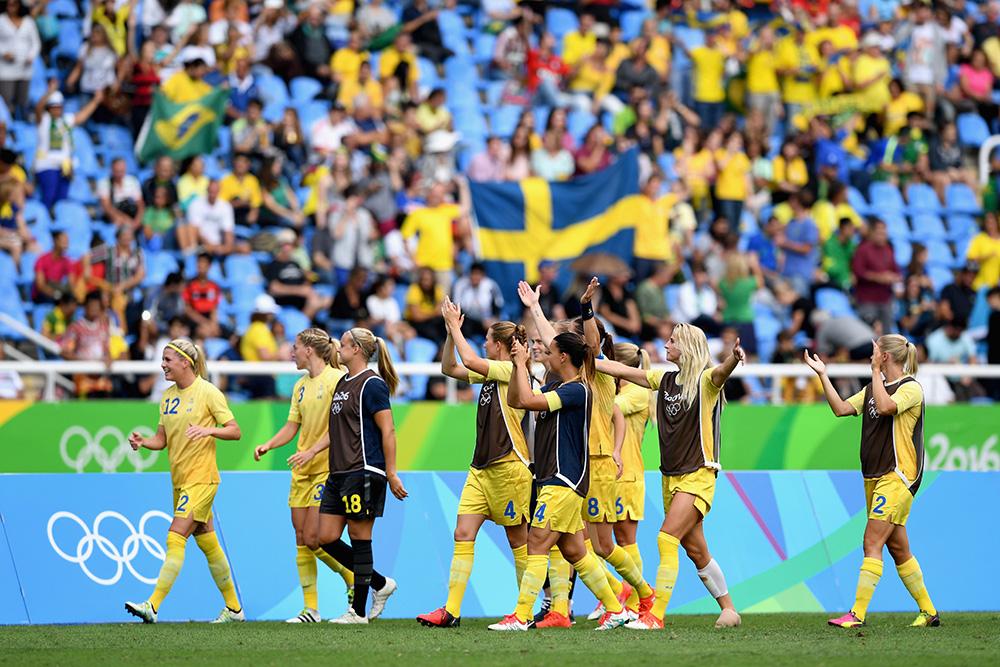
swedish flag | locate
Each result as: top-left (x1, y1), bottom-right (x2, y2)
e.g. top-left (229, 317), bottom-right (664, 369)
top-left (136, 89), bottom-right (229, 164)
top-left (470, 148), bottom-right (643, 303)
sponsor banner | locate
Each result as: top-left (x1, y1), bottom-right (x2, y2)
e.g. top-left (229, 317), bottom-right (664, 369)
top-left (1, 402), bottom-right (999, 473)
top-left (0, 471), bottom-right (997, 623)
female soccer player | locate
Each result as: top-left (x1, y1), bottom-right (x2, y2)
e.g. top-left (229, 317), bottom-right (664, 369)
top-left (125, 338), bottom-right (244, 623)
top-left (805, 335), bottom-right (939, 628)
top-left (289, 327), bottom-right (408, 624)
top-left (416, 299), bottom-right (533, 628)
top-left (253, 328), bottom-right (354, 623)
top-left (488, 332), bottom-right (630, 632)
top-left (593, 322), bottom-right (744, 630)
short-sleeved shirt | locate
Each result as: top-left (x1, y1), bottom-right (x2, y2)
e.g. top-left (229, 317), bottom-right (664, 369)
top-left (845, 376), bottom-right (924, 493)
top-left (646, 367), bottom-right (723, 475)
top-left (466, 360), bottom-right (530, 468)
top-left (633, 193), bottom-right (676, 262)
top-left (714, 151), bottom-right (751, 201)
top-left (240, 320), bottom-right (277, 361)
top-left (718, 276), bottom-right (757, 323)
top-left (182, 278), bottom-right (222, 316)
top-left (328, 368), bottom-right (392, 477)
top-left (158, 377), bottom-right (235, 486)
top-left (34, 252), bottom-right (75, 297)
top-left (966, 232), bottom-right (1000, 290)
top-left (614, 382), bottom-right (650, 482)
top-left (288, 365), bottom-right (345, 477)
top-left (187, 196), bottom-right (235, 245)
top-left (405, 283), bottom-right (444, 320)
top-left (400, 203), bottom-right (460, 271)
top-left (588, 370), bottom-right (617, 457)
top-left (218, 173), bottom-right (262, 208)
top-left (534, 380), bottom-right (592, 497)
top-left (691, 47), bottom-right (725, 103)
top-left (161, 71), bottom-right (212, 103)
top-left (781, 217), bottom-right (820, 283)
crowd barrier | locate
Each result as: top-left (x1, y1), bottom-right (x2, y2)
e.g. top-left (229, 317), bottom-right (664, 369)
top-left (2, 401), bottom-right (1000, 474)
top-left (0, 471), bottom-right (996, 624)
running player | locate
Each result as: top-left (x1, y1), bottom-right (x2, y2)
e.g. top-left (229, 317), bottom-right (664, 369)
top-left (289, 327), bottom-right (408, 624)
top-left (804, 335), bottom-right (939, 628)
top-left (594, 323), bottom-right (744, 630)
top-left (488, 332), bottom-right (630, 632)
top-left (416, 299), bottom-right (533, 628)
top-left (125, 338), bottom-right (244, 623)
top-left (253, 328), bottom-right (354, 623)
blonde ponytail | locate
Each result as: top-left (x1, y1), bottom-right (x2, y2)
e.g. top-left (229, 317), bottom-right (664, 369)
top-left (878, 334), bottom-right (918, 376)
top-left (375, 336), bottom-right (400, 396)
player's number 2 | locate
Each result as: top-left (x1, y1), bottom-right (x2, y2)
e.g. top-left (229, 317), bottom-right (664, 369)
top-left (872, 495), bottom-right (887, 515)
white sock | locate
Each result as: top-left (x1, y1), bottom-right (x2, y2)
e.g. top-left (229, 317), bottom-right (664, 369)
top-left (697, 558), bottom-right (729, 599)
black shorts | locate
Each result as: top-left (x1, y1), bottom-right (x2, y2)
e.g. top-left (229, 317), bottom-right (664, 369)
top-left (319, 472), bottom-right (386, 519)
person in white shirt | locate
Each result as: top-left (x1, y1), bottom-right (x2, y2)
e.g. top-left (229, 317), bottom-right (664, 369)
top-left (310, 103), bottom-right (357, 157)
top-left (450, 262), bottom-right (504, 337)
top-left (98, 157), bottom-right (145, 229)
top-left (356, 0), bottom-right (396, 39)
top-left (674, 262), bottom-right (721, 336)
top-left (187, 179), bottom-right (235, 256)
top-left (366, 274), bottom-right (415, 343)
top-left (0, 0), bottom-right (40, 120)
top-left (253, 0), bottom-right (296, 64)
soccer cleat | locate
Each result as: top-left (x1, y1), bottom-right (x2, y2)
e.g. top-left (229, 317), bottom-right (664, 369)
top-left (211, 607), bottom-right (246, 623)
top-left (286, 608), bottom-right (320, 623)
top-left (625, 611), bottom-right (665, 630)
top-left (125, 600), bottom-right (157, 624)
top-left (715, 608), bottom-right (741, 628)
top-left (416, 607), bottom-right (460, 628)
top-left (369, 577), bottom-right (397, 620)
top-left (488, 613), bottom-right (530, 631)
top-left (638, 592), bottom-right (656, 615)
top-left (910, 611), bottom-right (941, 627)
top-left (828, 611), bottom-right (865, 628)
top-left (329, 608), bottom-right (369, 624)
top-left (595, 608), bottom-right (630, 631)
top-left (587, 601), bottom-right (605, 621)
top-left (533, 611), bottom-right (572, 629)
top-left (533, 597), bottom-right (552, 624)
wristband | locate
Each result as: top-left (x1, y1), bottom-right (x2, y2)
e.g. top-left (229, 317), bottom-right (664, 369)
top-left (581, 302), bottom-right (595, 321)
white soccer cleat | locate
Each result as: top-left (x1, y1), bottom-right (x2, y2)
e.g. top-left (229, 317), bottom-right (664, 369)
top-left (487, 613), bottom-right (529, 631)
top-left (125, 600), bottom-right (157, 624)
top-left (587, 601), bottom-right (605, 620)
top-left (369, 577), bottom-right (397, 619)
top-left (329, 608), bottom-right (369, 624)
top-left (211, 607), bottom-right (246, 623)
top-left (715, 608), bottom-right (742, 628)
top-left (595, 608), bottom-right (630, 631)
top-left (286, 608), bottom-right (321, 623)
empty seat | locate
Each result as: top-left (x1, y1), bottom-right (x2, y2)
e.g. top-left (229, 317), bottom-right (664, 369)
top-left (277, 307), bottom-right (310, 340)
top-left (846, 186), bottom-right (870, 215)
top-left (490, 105), bottom-right (522, 139)
top-left (546, 7), bottom-right (579, 42)
top-left (905, 183), bottom-right (943, 214)
top-left (815, 287), bottom-right (855, 317)
top-left (909, 213), bottom-right (948, 242)
top-left (882, 212), bottom-right (911, 240)
top-left (868, 181), bottom-right (906, 212)
top-left (925, 240), bottom-right (956, 267)
top-left (892, 239), bottom-right (912, 267)
top-left (944, 183), bottom-right (982, 214)
top-left (946, 214), bottom-right (978, 241)
top-left (289, 76), bottom-right (323, 103)
top-left (143, 252), bottom-right (180, 288)
top-left (957, 112), bottom-right (990, 148)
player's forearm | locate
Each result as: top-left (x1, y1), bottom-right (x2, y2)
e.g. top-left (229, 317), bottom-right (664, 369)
top-left (508, 361), bottom-right (528, 408)
top-left (711, 353), bottom-right (740, 387)
top-left (267, 422), bottom-right (300, 450)
top-left (818, 373), bottom-right (853, 417)
top-left (527, 303), bottom-right (555, 346)
top-left (871, 371), bottom-right (896, 415)
top-left (214, 422), bottom-right (242, 441)
top-left (381, 429), bottom-right (398, 476)
top-left (143, 434), bottom-right (167, 450)
top-left (612, 405), bottom-right (625, 454)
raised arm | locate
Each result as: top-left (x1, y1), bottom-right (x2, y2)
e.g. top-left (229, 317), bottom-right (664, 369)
top-left (518, 280), bottom-right (556, 346)
top-left (440, 329), bottom-right (471, 382)
top-left (442, 296), bottom-right (489, 377)
top-left (253, 420), bottom-right (301, 460)
top-left (594, 358), bottom-right (651, 388)
top-left (803, 351), bottom-right (857, 417)
top-left (507, 339), bottom-right (551, 411)
top-left (580, 276), bottom-right (601, 355)
top-left (711, 336), bottom-right (745, 388)
top-left (869, 341), bottom-right (898, 416)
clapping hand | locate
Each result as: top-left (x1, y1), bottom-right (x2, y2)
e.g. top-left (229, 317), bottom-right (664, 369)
top-left (803, 350), bottom-right (826, 375)
top-left (510, 338), bottom-right (530, 366)
top-left (581, 276), bottom-right (600, 303)
top-left (517, 281), bottom-right (540, 308)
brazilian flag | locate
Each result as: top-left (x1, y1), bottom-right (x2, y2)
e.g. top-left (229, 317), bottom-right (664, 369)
top-left (136, 89), bottom-right (229, 164)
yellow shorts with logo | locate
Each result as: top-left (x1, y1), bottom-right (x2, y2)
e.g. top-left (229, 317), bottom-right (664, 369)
top-left (616, 476), bottom-right (645, 521)
top-left (583, 455), bottom-right (618, 523)
top-left (533, 484), bottom-right (585, 534)
top-left (289, 472), bottom-right (328, 508)
top-left (457, 461), bottom-right (533, 526)
top-left (173, 483), bottom-right (217, 523)
top-left (865, 473), bottom-right (914, 526)
top-left (662, 467), bottom-right (717, 518)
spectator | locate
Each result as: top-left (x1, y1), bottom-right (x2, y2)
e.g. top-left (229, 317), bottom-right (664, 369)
top-left (899, 1), bottom-right (947, 116)
top-left (66, 23), bottom-right (118, 105)
top-left (366, 275), bottom-right (415, 343)
top-left (259, 155), bottom-right (304, 229)
top-left (491, 13), bottom-right (530, 82)
top-left (265, 228), bottom-right (329, 320)
top-left (273, 107), bottom-right (307, 170)
top-left (98, 226), bottom-right (146, 331)
top-left (568, 40), bottom-right (624, 117)
top-left (851, 219), bottom-right (901, 334)
top-left (182, 253), bottom-right (223, 338)
top-left (677, 27), bottom-right (727, 129)
top-left (531, 129), bottom-right (574, 182)
top-left (718, 254), bottom-right (763, 355)
top-left (143, 184), bottom-right (195, 253)
top-left (613, 38), bottom-right (659, 101)
top-left (504, 125), bottom-right (533, 181)
top-left (897, 273), bottom-right (937, 343)
top-left (62, 291), bottom-right (113, 398)
top-left (402, 0), bottom-right (452, 65)
top-left (98, 158), bottom-right (144, 230)
top-left (312, 183), bottom-right (376, 286)
top-left (400, 180), bottom-right (470, 290)
top-left (778, 194), bottom-right (820, 296)
top-left (148, 271), bottom-right (186, 330)
top-left (823, 218), bottom-right (858, 291)
top-left (187, 179), bottom-right (235, 256)
top-left (0, 0), bottom-right (40, 121)
top-left (929, 122), bottom-right (976, 201)
top-left (310, 103), bottom-right (356, 157)
top-left (239, 293), bottom-right (279, 398)
top-left (379, 31), bottom-right (419, 100)
top-left (635, 261), bottom-right (676, 343)
top-left (161, 54), bottom-right (211, 103)
top-left (467, 135), bottom-right (507, 182)
top-left (714, 132), bottom-right (751, 227)
top-left (747, 215), bottom-right (782, 282)
top-left (530, 259), bottom-right (566, 322)
top-left (329, 266), bottom-right (372, 330)
top-left (562, 12), bottom-right (597, 67)
top-left (177, 155), bottom-right (209, 211)
top-left (142, 156), bottom-right (179, 208)
top-left (42, 291), bottom-right (78, 344)
top-left (33, 230), bottom-right (75, 304)
top-left (356, 0), bottom-right (396, 40)
top-left (290, 4), bottom-right (332, 81)
top-left (771, 139), bottom-right (809, 204)
top-left (598, 269), bottom-right (642, 341)
top-left (813, 311), bottom-right (876, 361)
top-left (938, 261), bottom-right (977, 324)
top-left (451, 261), bottom-right (504, 337)
top-left (574, 124), bottom-right (612, 177)
top-left (219, 152), bottom-right (261, 226)
top-left (252, 0), bottom-right (294, 65)
top-left (675, 261), bottom-right (720, 336)
top-left (526, 32), bottom-right (570, 108)
top-left (926, 317), bottom-right (986, 401)
top-left (338, 60), bottom-right (383, 114)
top-left (415, 88), bottom-right (453, 134)
top-left (33, 85), bottom-right (103, 211)
top-left (0, 178), bottom-right (31, 265)
top-left (231, 98), bottom-right (271, 156)
top-left (127, 41), bottom-right (161, 138)
top-left (966, 212), bottom-right (1000, 290)
top-left (745, 25), bottom-right (780, 135)
top-left (405, 266), bottom-right (446, 344)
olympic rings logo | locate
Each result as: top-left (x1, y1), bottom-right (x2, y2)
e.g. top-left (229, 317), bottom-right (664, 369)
top-left (47, 510), bottom-right (171, 586)
top-left (59, 425), bottom-right (159, 473)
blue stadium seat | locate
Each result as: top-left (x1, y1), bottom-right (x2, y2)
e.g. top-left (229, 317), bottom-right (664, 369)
top-left (905, 183), bottom-right (942, 215)
top-left (68, 175), bottom-right (96, 205)
top-left (753, 312), bottom-right (782, 365)
top-left (255, 73), bottom-right (289, 109)
top-left (0, 291), bottom-right (28, 340)
top-left (52, 201), bottom-right (92, 257)
top-left (868, 181), bottom-right (905, 212)
top-left (416, 57), bottom-right (440, 88)
top-left (657, 152), bottom-right (678, 181)
top-left (224, 254), bottom-right (264, 284)
top-left (18, 251), bottom-right (37, 287)
top-left (277, 307), bottom-right (310, 340)
top-left (142, 252), bottom-right (179, 288)
top-left (968, 287), bottom-right (991, 333)
top-left (892, 239), bottom-right (912, 267)
top-left (957, 113), bottom-right (990, 148)
top-left (0, 252), bottom-right (17, 289)
top-left (925, 240), bottom-right (956, 268)
top-left (23, 199), bottom-right (51, 230)
top-left (928, 265), bottom-right (953, 292)
top-left (620, 10), bottom-right (650, 42)
top-left (299, 100), bottom-right (331, 135)
top-left (490, 105), bottom-right (522, 138)
top-left (473, 33), bottom-right (497, 66)
top-left (403, 336), bottom-right (439, 401)
top-left (546, 8), bottom-right (579, 42)
top-left (32, 303), bottom-right (53, 334)
top-left (289, 76), bottom-right (323, 103)
top-left (814, 287), bottom-right (855, 317)
top-left (53, 20), bottom-right (83, 61)
top-left (909, 213), bottom-right (947, 242)
top-left (438, 10), bottom-right (470, 54)
top-left (203, 337), bottom-right (230, 360)
top-left (444, 56), bottom-right (478, 86)
top-left (882, 212), bottom-right (911, 241)
top-left (567, 109), bottom-right (596, 144)
top-left (48, 0), bottom-right (79, 17)
top-left (845, 186), bottom-right (870, 216)
top-left (944, 183), bottom-right (982, 214)
top-left (946, 214), bottom-right (978, 242)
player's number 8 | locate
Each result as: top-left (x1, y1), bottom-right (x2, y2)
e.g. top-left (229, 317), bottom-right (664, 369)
top-left (342, 494), bottom-right (362, 514)
top-left (587, 498), bottom-right (599, 517)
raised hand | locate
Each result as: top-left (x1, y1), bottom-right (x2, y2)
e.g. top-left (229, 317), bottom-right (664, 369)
top-left (510, 338), bottom-right (530, 366)
top-left (441, 296), bottom-right (463, 329)
top-left (581, 276), bottom-right (600, 303)
top-left (732, 336), bottom-right (745, 365)
top-left (870, 340), bottom-right (882, 372)
top-left (517, 280), bottom-right (540, 308)
top-left (803, 350), bottom-right (826, 375)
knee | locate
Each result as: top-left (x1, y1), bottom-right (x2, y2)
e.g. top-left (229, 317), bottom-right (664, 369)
top-left (592, 534), bottom-right (614, 558)
top-left (302, 529), bottom-right (319, 551)
top-left (294, 529), bottom-right (306, 546)
top-left (683, 544), bottom-right (707, 567)
top-left (862, 535), bottom-right (885, 558)
top-left (454, 525), bottom-right (477, 543)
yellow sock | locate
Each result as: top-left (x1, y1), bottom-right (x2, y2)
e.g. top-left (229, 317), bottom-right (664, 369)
top-left (606, 545), bottom-right (653, 599)
top-left (149, 531), bottom-right (186, 610)
top-left (573, 552), bottom-right (624, 614)
top-left (896, 557), bottom-right (936, 615)
top-left (195, 532), bottom-right (241, 611)
top-left (514, 554), bottom-right (548, 622)
top-left (313, 547), bottom-right (354, 588)
top-left (444, 541), bottom-right (475, 617)
top-left (512, 544), bottom-right (528, 588)
top-left (586, 538), bottom-right (623, 597)
top-left (852, 557), bottom-right (883, 622)
top-left (652, 532), bottom-right (680, 620)
top-left (548, 546), bottom-right (571, 617)
top-left (623, 543), bottom-right (643, 578)
top-left (296, 546), bottom-right (318, 610)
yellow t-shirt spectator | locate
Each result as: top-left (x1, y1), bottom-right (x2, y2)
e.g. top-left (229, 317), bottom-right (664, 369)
top-left (966, 232), bottom-right (1000, 290)
top-left (562, 30), bottom-right (596, 67)
top-left (772, 155), bottom-right (809, 188)
top-left (330, 47), bottom-right (368, 83)
top-left (219, 173), bottom-right (262, 208)
top-left (380, 46), bottom-right (419, 86)
top-left (405, 283), bottom-right (445, 320)
top-left (607, 42), bottom-right (632, 72)
top-left (646, 35), bottom-right (671, 77)
top-left (240, 320), bottom-right (278, 361)
top-left (776, 36), bottom-right (818, 105)
top-left (812, 201), bottom-right (864, 241)
top-left (714, 150), bottom-right (751, 201)
top-left (677, 148), bottom-right (715, 204)
top-left (338, 78), bottom-right (384, 111)
top-left (400, 204), bottom-right (461, 271)
top-left (633, 193), bottom-right (678, 262)
top-left (884, 90), bottom-right (925, 136)
top-left (161, 71), bottom-right (212, 103)
top-left (807, 26), bottom-right (858, 54)
top-left (818, 55), bottom-right (851, 99)
top-left (747, 47), bottom-right (779, 94)
top-left (853, 53), bottom-right (891, 112)
top-left (691, 46), bottom-right (725, 103)
top-left (569, 61), bottom-right (614, 98)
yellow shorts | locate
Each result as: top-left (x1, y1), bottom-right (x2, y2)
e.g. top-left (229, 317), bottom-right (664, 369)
top-left (289, 472), bottom-right (328, 508)
top-left (583, 455), bottom-right (618, 523)
top-left (532, 484), bottom-right (585, 534)
top-left (457, 461), bottom-right (532, 526)
top-left (616, 476), bottom-right (645, 521)
top-left (173, 483), bottom-right (217, 523)
top-left (865, 473), bottom-right (914, 526)
top-left (662, 467), bottom-right (717, 518)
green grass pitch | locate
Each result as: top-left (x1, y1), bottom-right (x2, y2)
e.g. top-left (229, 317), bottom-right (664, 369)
top-left (1, 614), bottom-right (997, 666)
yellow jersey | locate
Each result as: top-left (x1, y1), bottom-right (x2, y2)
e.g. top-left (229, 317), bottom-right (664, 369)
top-left (967, 232), bottom-right (1000, 290)
top-left (614, 382), bottom-right (650, 482)
top-left (747, 47), bottom-right (780, 94)
top-left (589, 370), bottom-right (617, 457)
top-left (714, 150), bottom-right (751, 201)
top-left (847, 377), bottom-right (924, 490)
top-left (633, 193), bottom-right (678, 262)
top-left (330, 47), bottom-right (368, 83)
top-left (161, 71), bottom-right (212, 104)
top-left (379, 47), bottom-right (419, 86)
top-left (562, 30), bottom-right (597, 67)
top-left (219, 173), bottom-right (262, 208)
top-left (240, 321), bottom-right (277, 362)
top-left (691, 46), bottom-right (726, 103)
top-left (884, 91), bottom-right (925, 137)
top-left (158, 377), bottom-right (236, 486)
top-left (776, 37), bottom-right (818, 104)
top-left (288, 365), bottom-right (345, 477)
top-left (466, 360), bottom-right (531, 467)
top-left (400, 203), bottom-right (460, 271)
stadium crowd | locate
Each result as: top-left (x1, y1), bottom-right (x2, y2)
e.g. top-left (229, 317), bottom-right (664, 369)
top-left (0, 0), bottom-right (999, 403)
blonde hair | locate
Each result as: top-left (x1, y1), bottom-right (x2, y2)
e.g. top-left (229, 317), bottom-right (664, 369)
top-left (878, 334), bottom-right (918, 375)
top-left (489, 321), bottom-right (528, 353)
top-left (348, 327), bottom-right (400, 395)
top-left (298, 327), bottom-right (340, 367)
top-left (672, 323), bottom-right (711, 408)
top-left (615, 342), bottom-right (655, 420)
top-left (167, 338), bottom-right (207, 379)
top-left (724, 254), bottom-right (749, 282)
